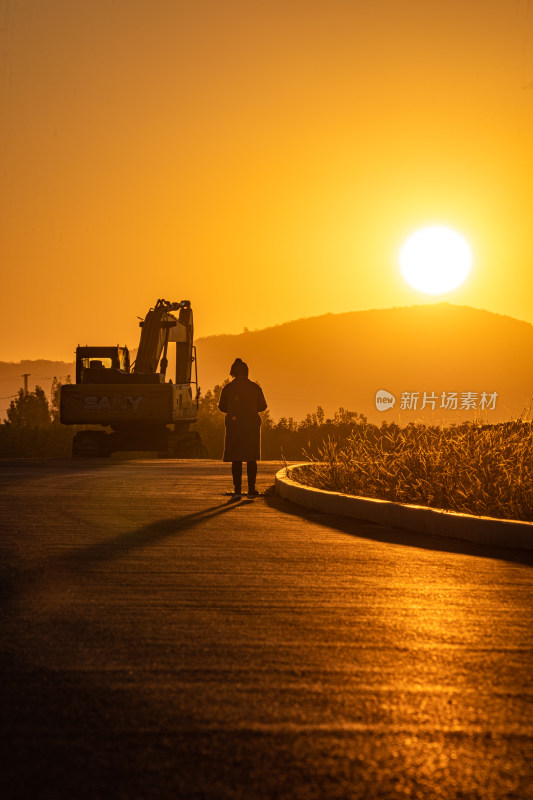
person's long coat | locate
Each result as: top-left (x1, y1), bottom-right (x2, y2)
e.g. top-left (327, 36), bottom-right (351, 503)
top-left (218, 377), bottom-right (267, 461)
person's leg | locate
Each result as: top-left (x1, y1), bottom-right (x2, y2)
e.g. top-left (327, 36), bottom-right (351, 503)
top-left (231, 461), bottom-right (243, 495)
top-left (246, 461), bottom-right (258, 495)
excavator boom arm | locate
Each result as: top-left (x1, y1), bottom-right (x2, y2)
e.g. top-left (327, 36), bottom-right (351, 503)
top-left (133, 298), bottom-right (190, 375)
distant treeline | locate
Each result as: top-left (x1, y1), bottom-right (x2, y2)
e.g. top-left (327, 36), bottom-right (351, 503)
top-left (0, 380), bottom-right (517, 461)
top-left (0, 380), bottom-right (381, 459)
top-left (0, 380), bottom-right (75, 458)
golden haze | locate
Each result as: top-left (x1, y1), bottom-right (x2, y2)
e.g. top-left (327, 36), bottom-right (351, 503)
top-left (1, 0), bottom-right (533, 360)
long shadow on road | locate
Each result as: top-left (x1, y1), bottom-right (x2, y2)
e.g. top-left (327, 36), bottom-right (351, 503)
top-left (60, 499), bottom-right (251, 566)
top-left (265, 491), bottom-right (533, 569)
top-left (1, 498), bottom-right (250, 606)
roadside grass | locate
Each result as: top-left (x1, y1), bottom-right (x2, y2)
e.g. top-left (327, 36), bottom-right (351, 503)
top-left (293, 420), bottom-right (533, 522)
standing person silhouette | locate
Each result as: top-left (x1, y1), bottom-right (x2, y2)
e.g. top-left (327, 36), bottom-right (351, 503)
top-left (218, 358), bottom-right (267, 499)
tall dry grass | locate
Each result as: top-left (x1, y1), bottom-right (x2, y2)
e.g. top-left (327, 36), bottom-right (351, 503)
top-left (294, 420), bottom-right (533, 522)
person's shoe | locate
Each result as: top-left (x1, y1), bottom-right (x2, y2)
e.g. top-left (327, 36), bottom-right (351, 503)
top-left (231, 491), bottom-right (242, 501)
top-left (247, 489), bottom-right (260, 498)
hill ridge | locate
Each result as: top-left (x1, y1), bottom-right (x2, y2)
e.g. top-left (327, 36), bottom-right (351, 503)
top-left (1, 304), bottom-right (531, 424)
top-left (194, 304), bottom-right (533, 423)
top-left (197, 303), bottom-right (533, 343)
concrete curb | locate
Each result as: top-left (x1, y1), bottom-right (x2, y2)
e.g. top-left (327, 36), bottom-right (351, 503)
top-left (275, 464), bottom-right (533, 550)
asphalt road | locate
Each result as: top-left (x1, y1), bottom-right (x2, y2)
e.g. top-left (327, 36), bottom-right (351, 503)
top-left (1, 459), bottom-right (532, 800)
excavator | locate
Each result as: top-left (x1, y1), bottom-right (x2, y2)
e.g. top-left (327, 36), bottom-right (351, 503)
top-left (60, 299), bottom-right (207, 458)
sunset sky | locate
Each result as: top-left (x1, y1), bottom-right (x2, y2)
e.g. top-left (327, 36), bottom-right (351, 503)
top-left (1, 0), bottom-right (533, 361)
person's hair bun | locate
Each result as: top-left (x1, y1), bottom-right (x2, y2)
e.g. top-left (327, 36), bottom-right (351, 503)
top-left (230, 358), bottom-right (248, 377)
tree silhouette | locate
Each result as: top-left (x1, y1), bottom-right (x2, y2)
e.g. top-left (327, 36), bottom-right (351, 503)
top-left (6, 386), bottom-right (51, 428)
top-left (50, 375), bottom-right (71, 423)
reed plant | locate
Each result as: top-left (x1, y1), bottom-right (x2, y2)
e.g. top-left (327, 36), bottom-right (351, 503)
top-left (294, 420), bottom-right (533, 522)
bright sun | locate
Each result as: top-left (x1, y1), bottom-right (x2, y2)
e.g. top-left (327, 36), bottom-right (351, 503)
top-left (399, 225), bottom-right (472, 295)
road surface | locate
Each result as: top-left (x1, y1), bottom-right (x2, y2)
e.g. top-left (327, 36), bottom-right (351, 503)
top-left (1, 459), bottom-right (532, 799)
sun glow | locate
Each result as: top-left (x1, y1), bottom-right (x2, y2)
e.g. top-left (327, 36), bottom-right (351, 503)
top-left (399, 226), bottom-right (473, 295)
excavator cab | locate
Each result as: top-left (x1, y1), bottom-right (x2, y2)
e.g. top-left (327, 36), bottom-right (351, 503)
top-left (76, 346), bottom-right (131, 384)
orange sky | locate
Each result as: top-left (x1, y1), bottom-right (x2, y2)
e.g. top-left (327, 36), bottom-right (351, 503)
top-left (1, 0), bottom-right (533, 361)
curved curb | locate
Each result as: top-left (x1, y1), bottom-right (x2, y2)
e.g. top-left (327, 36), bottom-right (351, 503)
top-left (275, 465), bottom-right (533, 550)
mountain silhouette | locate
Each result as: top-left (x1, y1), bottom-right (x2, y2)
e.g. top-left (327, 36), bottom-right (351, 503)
top-left (195, 304), bottom-right (533, 424)
top-left (1, 304), bottom-right (531, 425)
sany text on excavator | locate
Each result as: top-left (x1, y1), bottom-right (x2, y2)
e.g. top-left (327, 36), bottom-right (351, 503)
top-left (60, 299), bottom-right (207, 458)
